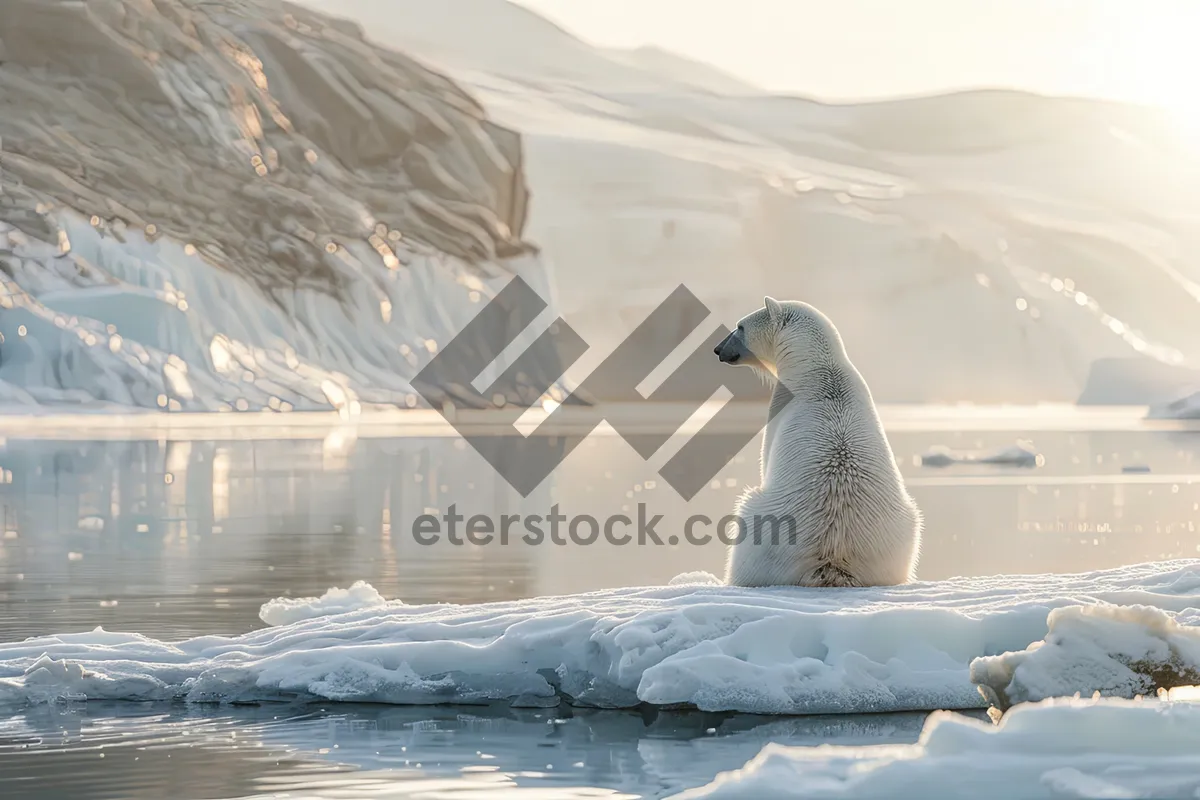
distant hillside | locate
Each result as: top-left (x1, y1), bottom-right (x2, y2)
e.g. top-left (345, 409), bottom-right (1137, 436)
top-left (301, 0), bottom-right (762, 93)
top-left (305, 0), bottom-right (1200, 405)
top-left (602, 45), bottom-right (761, 95)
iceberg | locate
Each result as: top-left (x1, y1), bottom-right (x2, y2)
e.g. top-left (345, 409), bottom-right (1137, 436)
top-left (671, 694), bottom-right (1200, 799)
top-left (0, 560), bottom-right (1197, 713)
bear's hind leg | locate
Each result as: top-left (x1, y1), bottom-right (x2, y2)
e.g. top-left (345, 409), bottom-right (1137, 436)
top-left (802, 563), bottom-right (864, 588)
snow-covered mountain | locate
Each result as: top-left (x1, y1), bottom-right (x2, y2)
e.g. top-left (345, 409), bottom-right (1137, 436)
top-left (4, 0), bottom-right (1199, 410)
top-left (0, 0), bottom-right (565, 413)
top-left (308, 0), bottom-right (1200, 405)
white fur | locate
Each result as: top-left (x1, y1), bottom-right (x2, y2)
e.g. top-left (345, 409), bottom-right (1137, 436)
top-left (719, 297), bottom-right (922, 588)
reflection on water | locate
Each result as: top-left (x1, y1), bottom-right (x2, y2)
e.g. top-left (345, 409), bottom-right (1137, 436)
top-left (2, 416), bottom-right (1200, 640)
top-left (0, 699), bottom-right (951, 800)
top-left (0, 433), bottom-right (546, 640)
top-left (1, 410), bottom-right (1198, 798)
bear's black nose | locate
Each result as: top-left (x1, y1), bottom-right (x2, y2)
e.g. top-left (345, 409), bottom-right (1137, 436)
top-left (713, 344), bottom-right (721, 355)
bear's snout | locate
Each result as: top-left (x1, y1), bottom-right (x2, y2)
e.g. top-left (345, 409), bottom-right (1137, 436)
top-left (714, 331), bottom-right (740, 364)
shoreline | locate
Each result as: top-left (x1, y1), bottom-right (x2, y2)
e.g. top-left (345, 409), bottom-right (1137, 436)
top-left (0, 402), bottom-right (1189, 441)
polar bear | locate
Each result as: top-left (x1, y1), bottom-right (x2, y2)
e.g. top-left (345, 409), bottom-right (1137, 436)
top-left (712, 297), bottom-right (921, 588)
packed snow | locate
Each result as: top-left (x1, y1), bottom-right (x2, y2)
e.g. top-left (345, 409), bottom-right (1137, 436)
top-left (670, 693), bottom-right (1200, 799)
top-left (0, 561), bottom-right (1197, 713)
top-left (972, 603), bottom-right (1200, 710)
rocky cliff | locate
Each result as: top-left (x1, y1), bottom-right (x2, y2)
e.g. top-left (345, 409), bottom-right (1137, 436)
top-left (0, 0), bottom-right (563, 412)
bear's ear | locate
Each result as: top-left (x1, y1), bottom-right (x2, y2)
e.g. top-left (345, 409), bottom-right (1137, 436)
top-left (764, 296), bottom-right (783, 321)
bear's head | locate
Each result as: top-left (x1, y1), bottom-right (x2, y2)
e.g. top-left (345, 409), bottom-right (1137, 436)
top-left (713, 297), bottom-right (843, 378)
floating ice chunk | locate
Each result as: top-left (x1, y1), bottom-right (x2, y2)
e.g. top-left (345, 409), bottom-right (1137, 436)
top-left (670, 696), bottom-right (1200, 799)
top-left (0, 562), bottom-right (1197, 712)
top-left (919, 441), bottom-right (1039, 468)
top-left (258, 580), bottom-right (390, 626)
top-left (970, 603), bottom-right (1200, 710)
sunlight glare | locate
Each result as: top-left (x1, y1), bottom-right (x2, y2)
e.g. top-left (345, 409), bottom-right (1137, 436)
top-left (1124, 9), bottom-right (1200, 139)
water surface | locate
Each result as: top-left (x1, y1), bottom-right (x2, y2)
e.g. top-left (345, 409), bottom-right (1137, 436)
top-left (1, 407), bottom-right (1198, 797)
top-left (0, 700), bottom-right (953, 799)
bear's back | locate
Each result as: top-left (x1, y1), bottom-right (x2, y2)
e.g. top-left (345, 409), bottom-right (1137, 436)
top-left (764, 361), bottom-right (909, 520)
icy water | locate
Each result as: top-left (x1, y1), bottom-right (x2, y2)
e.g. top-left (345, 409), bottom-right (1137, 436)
top-left (0, 701), bottom-right (943, 799)
top-left (1, 405), bottom-right (1199, 798)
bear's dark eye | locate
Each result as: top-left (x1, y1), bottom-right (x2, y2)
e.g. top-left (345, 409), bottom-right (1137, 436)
top-left (737, 324), bottom-right (744, 332)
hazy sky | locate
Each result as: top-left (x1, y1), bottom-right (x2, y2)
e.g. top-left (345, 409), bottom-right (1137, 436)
top-left (514, 0), bottom-right (1200, 119)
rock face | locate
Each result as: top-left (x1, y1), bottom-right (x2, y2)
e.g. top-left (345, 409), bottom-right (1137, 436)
top-left (0, 0), bottom-right (563, 412)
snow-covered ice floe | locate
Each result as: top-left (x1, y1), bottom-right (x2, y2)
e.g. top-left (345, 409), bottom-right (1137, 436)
top-left (1, 561), bottom-right (1199, 713)
top-left (670, 692), bottom-right (1200, 799)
